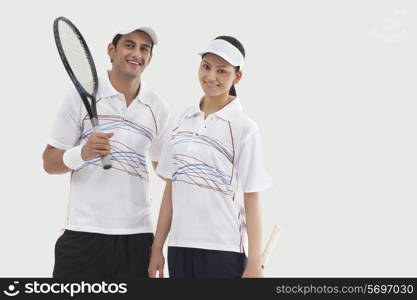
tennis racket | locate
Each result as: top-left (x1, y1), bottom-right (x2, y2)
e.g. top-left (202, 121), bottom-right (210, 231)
top-left (53, 16), bottom-right (112, 169)
top-left (261, 225), bottom-right (281, 269)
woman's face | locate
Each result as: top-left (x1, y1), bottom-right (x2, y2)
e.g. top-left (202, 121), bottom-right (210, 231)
top-left (198, 53), bottom-right (242, 98)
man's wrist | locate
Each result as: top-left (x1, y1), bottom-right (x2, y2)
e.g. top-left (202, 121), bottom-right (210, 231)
top-left (63, 145), bottom-right (86, 170)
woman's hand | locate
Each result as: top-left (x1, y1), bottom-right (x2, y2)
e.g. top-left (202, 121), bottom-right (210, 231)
top-left (242, 261), bottom-right (264, 278)
top-left (148, 248), bottom-right (165, 278)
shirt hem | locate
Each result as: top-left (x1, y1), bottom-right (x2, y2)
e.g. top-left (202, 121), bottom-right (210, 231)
top-left (155, 168), bottom-right (172, 180)
top-left (242, 182), bottom-right (274, 193)
top-left (168, 239), bottom-right (242, 253)
top-left (65, 224), bottom-right (154, 235)
top-left (47, 138), bottom-right (73, 151)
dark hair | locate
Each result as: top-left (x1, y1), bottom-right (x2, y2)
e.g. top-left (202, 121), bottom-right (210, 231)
top-left (111, 34), bottom-right (123, 48)
top-left (110, 31), bottom-right (154, 63)
top-left (214, 36), bottom-right (245, 96)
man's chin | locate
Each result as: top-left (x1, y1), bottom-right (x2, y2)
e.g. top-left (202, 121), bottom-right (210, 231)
top-left (123, 70), bottom-right (143, 80)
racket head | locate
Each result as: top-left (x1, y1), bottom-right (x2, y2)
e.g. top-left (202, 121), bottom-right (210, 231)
top-left (53, 16), bottom-right (99, 117)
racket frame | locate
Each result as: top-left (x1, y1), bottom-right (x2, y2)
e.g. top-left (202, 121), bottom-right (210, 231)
top-left (53, 16), bottom-right (111, 169)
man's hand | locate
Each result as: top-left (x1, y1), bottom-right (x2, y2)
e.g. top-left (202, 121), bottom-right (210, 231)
top-left (81, 132), bottom-right (114, 161)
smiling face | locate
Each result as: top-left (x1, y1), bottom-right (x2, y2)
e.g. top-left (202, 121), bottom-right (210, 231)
top-left (198, 53), bottom-right (242, 98)
top-left (108, 30), bottom-right (153, 79)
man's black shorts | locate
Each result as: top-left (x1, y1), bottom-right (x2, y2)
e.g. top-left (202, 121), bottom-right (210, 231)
top-left (53, 230), bottom-right (154, 278)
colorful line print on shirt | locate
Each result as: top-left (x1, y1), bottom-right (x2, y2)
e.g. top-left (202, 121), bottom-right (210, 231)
top-left (81, 115), bottom-right (155, 142)
top-left (170, 128), bottom-right (235, 196)
top-left (76, 115), bottom-right (155, 181)
top-left (171, 131), bottom-right (234, 163)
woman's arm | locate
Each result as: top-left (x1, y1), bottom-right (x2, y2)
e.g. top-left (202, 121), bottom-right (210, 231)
top-left (242, 192), bottom-right (264, 278)
top-left (148, 180), bottom-right (173, 278)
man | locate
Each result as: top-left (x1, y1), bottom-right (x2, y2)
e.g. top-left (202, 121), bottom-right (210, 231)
top-left (43, 23), bottom-right (169, 278)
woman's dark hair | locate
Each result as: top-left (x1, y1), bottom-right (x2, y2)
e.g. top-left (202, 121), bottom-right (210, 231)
top-left (214, 36), bottom-right (245, 96)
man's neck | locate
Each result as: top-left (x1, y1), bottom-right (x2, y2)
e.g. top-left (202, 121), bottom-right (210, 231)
top-left (108, 70), bottom-right (141, 106)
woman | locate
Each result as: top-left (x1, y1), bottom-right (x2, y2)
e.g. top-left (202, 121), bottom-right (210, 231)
top-left (149, 36), bottom-right (272, 278)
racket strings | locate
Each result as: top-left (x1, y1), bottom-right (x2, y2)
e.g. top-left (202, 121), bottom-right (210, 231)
top-left (57, 21), bottom-right (97, 99)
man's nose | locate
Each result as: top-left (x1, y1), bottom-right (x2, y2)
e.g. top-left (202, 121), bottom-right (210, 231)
top-left (131, 46), bottom-right (142, 59)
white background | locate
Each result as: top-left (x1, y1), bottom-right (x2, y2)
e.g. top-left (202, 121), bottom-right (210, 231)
top-left (0, 0), bottom-right (416, 277)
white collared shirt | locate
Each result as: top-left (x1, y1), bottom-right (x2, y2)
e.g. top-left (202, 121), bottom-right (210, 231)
top-left (48, 72), bottom-right (169, 234)
top-left (157, 98), bottom-right (272, 253)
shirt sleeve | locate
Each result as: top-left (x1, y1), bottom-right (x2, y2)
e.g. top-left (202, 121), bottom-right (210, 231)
top-left (148, 101), bottom-right (170, 162)
top-left (46, 90), bottom-right (83, 150)
top-left (235, 128), bottom-right (273, 193)
top-left (155, 135), bottom-right (174, 180)
top-left (154, 109), bottom-right (187, 179)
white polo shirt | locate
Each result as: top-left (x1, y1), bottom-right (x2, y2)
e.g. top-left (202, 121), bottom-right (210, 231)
top-left (48, 71), bottom-right (169, 234)
top-left (156, 98), bottom-right (272, 253)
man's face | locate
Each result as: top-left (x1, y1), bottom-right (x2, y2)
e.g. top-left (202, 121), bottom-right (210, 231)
top-left (108, 30), bottom-right (153, 79)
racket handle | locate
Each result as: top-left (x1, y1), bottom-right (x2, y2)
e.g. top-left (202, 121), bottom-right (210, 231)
top-left (261, 225), bottom-right (281, 269)
top-left (100, 153), bottom-right (112, 170)
top-left (92, 120), bottom-right (112, 170)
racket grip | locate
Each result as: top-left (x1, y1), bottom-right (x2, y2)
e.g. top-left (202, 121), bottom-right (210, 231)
top-left (261, 225), bottom-right (281, 269)
top-left (100, 154), bottom-right (112, 170)
top-left (92, 121), bottom-right (112, 170)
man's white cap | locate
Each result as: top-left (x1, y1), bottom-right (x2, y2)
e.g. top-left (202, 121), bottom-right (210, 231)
top-left (112, 23), bottom-right (158, 45)
top-left (198, 39), bottom-right (244, 70)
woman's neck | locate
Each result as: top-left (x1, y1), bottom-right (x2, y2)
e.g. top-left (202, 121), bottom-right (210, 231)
top-left (201, 94), bottom-right (233, 118)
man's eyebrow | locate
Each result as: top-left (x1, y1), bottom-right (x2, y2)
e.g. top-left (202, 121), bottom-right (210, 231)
top-left (122, 40), bottom-right (151, 48)
top-left (122, 39), bottom-right (136, 45)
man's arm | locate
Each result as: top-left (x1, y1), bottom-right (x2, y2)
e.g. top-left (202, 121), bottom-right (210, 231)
top-left (42, 145), bottom-right (71, 174)
top-left (43, 132), bottom-right (113, 174)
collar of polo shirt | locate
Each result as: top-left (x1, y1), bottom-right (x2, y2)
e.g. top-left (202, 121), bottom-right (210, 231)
top-left (186, 97), bottom-right (243, 121)
top-left (97, 71), bottom-right (152, 105)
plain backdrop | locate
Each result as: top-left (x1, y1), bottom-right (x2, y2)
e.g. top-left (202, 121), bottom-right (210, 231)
top-left (0, 0), bottom-right (416, 277)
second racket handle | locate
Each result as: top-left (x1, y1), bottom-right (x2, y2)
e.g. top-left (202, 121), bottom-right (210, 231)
top-left (91, 120), bottom-right (112, 170)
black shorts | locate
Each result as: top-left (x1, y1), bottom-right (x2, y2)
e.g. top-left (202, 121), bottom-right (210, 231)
top-left (53, 230), bottom-right (154, 278)
top-left (168, 246), bottom-right (247, 278)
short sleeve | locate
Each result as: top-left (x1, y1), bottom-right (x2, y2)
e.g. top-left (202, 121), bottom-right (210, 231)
top-left (236, 129), bottom-right (273, 193)
top-left (46, 91), bottom-right (83, 150)
top-left (155, 135), bottom-right (174, 180)
top-left (148, 101), bottom-right (170, 161)
top-left (154, 108), bottom-right (188, 179)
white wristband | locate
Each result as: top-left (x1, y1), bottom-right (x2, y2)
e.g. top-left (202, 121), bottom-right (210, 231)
top-left (63, 145), bottom-right (86, 170)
